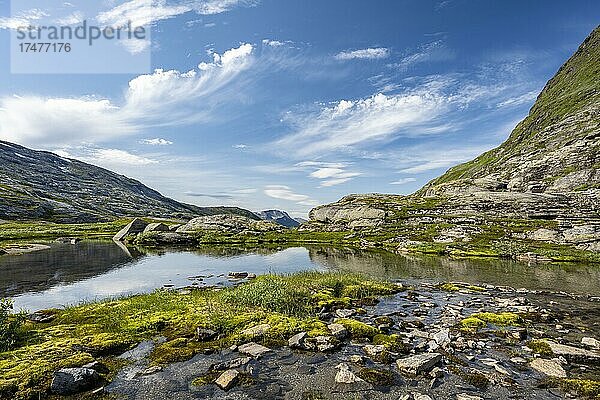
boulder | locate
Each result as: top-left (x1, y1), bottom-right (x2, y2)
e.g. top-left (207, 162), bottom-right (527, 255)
top-left (288, 332), bottom-right (307, 349)
top-left (176, 214), bottom-right (281, 234)
top-left (211, 357), bottom-right (251, 372)
top-left (196, 328), bottom-right (217, 341)
top-left (113, 218), bottom-right (148, 241)
top-left (314, 336), bottom-right (337, 352)
top-left (328, 323), bottom-right (348, 340)
top-left (240, 324), bottom-right (270, 338)
top-left (229, 271), bottom-right (249, 279)
top-left (335, 309), bottom-right (356, 318)
top-left (238, 342), bottom-right (271, 358)
top-left (544, 340), bottom-right (600, 364)
top-left (143, 222), bottom-right (170, 233)
top-left (457, 394), bottom-right (483, 400)
top-left (215, 369), bottom-right (239, 391)
top-left (50, 368), bottom-right (100, 395)
top-left (530, 358), bottom-right (567, 378)
top-left (335, 363), bottom-right (363, 384)
top-left (396, 353), bottom-right (443, 375)
top-left (582, 337), bottom-right (600, 349)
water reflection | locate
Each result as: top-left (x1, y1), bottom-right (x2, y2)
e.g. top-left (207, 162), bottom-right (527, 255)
top-left (1, 240), bottom-right (598, 312)
top-left (308, 246), bottom-right (600, 294)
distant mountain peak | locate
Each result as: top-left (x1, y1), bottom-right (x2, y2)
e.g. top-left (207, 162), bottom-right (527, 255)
top-left (255, 209), bottom-right (302, 228)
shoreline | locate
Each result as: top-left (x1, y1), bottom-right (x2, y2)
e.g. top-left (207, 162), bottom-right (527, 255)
top-left (1, 271), bottom-right (599, 399)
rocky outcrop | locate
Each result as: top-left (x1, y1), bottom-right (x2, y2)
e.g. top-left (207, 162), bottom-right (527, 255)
top-left (177, 214), bottom-right (282, 235)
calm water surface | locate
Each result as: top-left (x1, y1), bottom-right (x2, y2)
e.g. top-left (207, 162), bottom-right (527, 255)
top-left (1, 240), bottom-right (598, 311)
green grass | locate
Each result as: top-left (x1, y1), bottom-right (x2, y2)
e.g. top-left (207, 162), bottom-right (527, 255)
top-left (0, 220), bottom-right (130, 241)
top-left (0, 272), bottom-right (398, 399)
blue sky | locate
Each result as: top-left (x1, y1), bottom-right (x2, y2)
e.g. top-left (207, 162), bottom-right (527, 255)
top-left (0, 0), bottom-right (598, 217)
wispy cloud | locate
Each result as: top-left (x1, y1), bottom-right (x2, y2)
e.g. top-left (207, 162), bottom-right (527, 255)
top-left (55, 147), bottom-right (158, 167)
top-left (390, 40), bottom-right (454, 70)
top-left (0, 9), bottom-right (48, 30)
top-left (0, 43), bottom-right (254, 146)
top-left (97, 0), bottom-right (258, 27)
top-left (185, 191), bottom-right (234, 199)
top-left (335, 48), bottom-right (389, 61)
top-left (54, 11), bottom-right (84, 25)
top-left (276, 90), bottom-right (448, 157)
top-left (264, 185), bottom-right (319, 206)
top-left (140, 138), bottom-right (173, 145)
top-left (390, 177), bottom-right (416, 185)
top-left (296, 161), bottom-right (361, 187)
top-left (496, 90), bottom-right (538, 108)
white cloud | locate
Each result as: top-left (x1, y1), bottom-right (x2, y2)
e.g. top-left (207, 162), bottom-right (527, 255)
top-left (0, 43), bottom-right (254, 147)
top-left (55, 147), bottom-right (158, 167)
top-left (54, 11), bottom-right (84, 25)
top-left (264, 185), bottom-right (319, 206)
top-left (140, 138), bottom-right (173, 145)
top-left (277, 91), bottom-right (448, 157)
top-left (0, 9), bottom-right (49, 30)
top-left (391, 40), bottom-right (453, 70)
top-left (496, 90), bottom-right (538, 108)
top-left (335, 48), bottom-right (389, 61)
top-left (262, 39), bottom-right (288, 47)
top-left (97, 0), bottom-right (257, 27)
top-left (390, 177), bottom-right (416, 185)
top-left (97, 0), bottom-right (188, 27)
top-left (293, 161), bottom-right (360, 187)
top-left (233, 144), bottom-right (248, 149)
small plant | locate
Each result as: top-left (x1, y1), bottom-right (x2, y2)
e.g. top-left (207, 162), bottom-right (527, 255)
top-left (0, 298), bottom-right (25, 352)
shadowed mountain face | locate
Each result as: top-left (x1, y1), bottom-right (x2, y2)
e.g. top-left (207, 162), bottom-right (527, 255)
top-left (304, 26), bottom-right (600, 256)
top-left (0, 141), bottom-right (257, 223)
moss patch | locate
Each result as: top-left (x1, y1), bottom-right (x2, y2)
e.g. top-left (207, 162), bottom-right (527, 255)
top-left (560, 379), bottom-right (600, 399)
top-left (527, 340), bottom-right (554, 356)
top-left (335, 319), bottom-right (380, 339)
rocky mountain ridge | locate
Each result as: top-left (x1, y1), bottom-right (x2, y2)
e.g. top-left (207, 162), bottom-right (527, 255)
top-left (0, 141), bottom-right (257, 223)
top-left (303, 26), bottom-right (600, 259)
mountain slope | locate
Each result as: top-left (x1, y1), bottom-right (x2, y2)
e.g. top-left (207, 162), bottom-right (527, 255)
top-left (303, 26), bottom-right (600, 260)
top-left (0, 141), bottom-right (257, 223)
top-left (424, 25), bottom-right (600, 194)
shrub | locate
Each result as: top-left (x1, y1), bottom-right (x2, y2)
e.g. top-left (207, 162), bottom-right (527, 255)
top-left (0, 298), bottom-right (25, 352)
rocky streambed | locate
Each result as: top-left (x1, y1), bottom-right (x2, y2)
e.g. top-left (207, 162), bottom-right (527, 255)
top-left (65, 280), bottom-right (600, 400)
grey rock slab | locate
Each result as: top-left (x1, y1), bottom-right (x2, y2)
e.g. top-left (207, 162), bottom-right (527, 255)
top-left (215, 369), bottom-right (239, 391)
top-left (544, 340), bottom-right (600, 364)
top-left (328, 323), bottom-right (348, 340)
top-left (334, 363), bottom-right (363, 384)
top-left (288, 332), bottom-right (307, 349)
top-left (238, 342), bottom-right (271, 358)
top-left (396, 353), bottom-right (443, 375)
top-left (529, 358), bottom-right (567, 378)
top-left (143, 222), bottom-right (170, 233)
top-left (240, 323), bottom-right (270, 337)
top-left (50, 368), bottom-right (100, 395)
top-left (113, 218), bottom-right (148, 241)
top-left (196, 328), bottom-right (217, 341)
